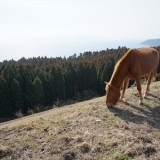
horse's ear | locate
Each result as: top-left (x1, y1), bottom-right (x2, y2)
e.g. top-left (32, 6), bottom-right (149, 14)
top-left (104, 81), bottom-right (108, 85)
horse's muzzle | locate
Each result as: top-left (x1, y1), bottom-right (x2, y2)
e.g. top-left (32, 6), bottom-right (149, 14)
top-left (106, 103), bottom-right (114, 108)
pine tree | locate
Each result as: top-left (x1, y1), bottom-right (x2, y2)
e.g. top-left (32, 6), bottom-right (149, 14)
top-left (55, 67), bottom-right (65, 100)
top-left (11, 64), bottom-right (17, 76)
top-left (76, 62), bottom-right (85, 93)
top-left (39, 71), bottom-right (51, 106)
top-left (18, 65), bottom-right (28, 93)
top-left (64, 62), bottom-right (76, 99)
top-left (24, 79), bottom-right (34, 110)
top-left (88, 63), bottom-right (98, 92)
top-left (101, 59), bottom-right (114, 83)
top-left (49, 66), bottom-right (57, 102)
top-left (0, 75), bottom-right (13, 117)
top-left (33, 76), bottom-right (45, 106)
top-left (3, 65), bottom-right (14, 87)
top-left (100, 59), bottom-right (114, 94)
top-left (11, 78), bottom-right (24, 112)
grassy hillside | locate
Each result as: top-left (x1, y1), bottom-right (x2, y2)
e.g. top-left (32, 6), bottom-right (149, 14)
top-left (0, 81), bottom-right (160, 160)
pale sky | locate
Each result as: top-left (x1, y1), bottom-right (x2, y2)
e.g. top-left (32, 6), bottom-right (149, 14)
top-left (0, 0), bottom-right (160, 61)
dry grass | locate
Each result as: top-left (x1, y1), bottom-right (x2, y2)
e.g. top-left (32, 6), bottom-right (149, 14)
top-left (0, 81), bottom-right (160, 160)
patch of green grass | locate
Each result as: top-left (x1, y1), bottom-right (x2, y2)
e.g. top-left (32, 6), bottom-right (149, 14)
top-left (117, 155), bottom-right (132, 160)
top-left (107, 115), bottom-right (117, 127)
top-left (30, 141), bottom-right (38, 149)
top-left (57, 119), bottom-right (69, 126)
top-left (98, 153), bottom-right (106, 160)
top-left (107, 147), bottom-right (131, 160)
top-left (18, 134), bottom-right (38, 149)
top-left (108, 147), bottom-right (119, 159)
top-left (19, 135), bottom-right (29, 147)
top-left (37, 117), bottom-right (45, 124)
top-left (49, 118), bottom-right (55, 124)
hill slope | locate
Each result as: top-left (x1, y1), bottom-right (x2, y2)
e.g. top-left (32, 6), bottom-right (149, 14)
top-left (140, 38), bottom-right (160, 46)
top-left (0, 81), bottom-right (160, 160)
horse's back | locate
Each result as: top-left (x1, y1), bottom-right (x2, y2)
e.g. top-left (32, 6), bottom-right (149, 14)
top-left (129, 47), bottom-right (159, 59)
top-left (126, 48), bottom-right (159, 78)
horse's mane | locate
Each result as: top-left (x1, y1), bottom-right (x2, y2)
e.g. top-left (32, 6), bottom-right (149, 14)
top-left (117, 49), bottom-right (132, 64)
top-left (109, 49), bottom-right (132, 84)
top-left (114, 49), bottom-right (132, 72)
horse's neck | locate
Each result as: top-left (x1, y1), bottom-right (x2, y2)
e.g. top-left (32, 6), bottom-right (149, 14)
top-left (109, 62), bottom-right (128, 88)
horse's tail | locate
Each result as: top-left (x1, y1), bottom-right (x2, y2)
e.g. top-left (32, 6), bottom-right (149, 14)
top-left (151, 66), bottom-right (158, 81)
top-left (154, 49), bottom-right (160, 80)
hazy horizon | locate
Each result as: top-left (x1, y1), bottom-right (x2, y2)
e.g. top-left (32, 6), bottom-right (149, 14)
top-left (0, 39), bottom-right (148, 62)
top-left (0, 0), bottom-right (159, 62)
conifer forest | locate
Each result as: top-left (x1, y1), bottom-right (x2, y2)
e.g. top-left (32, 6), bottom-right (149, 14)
top-left (0, 46), bottom-right (160, 120)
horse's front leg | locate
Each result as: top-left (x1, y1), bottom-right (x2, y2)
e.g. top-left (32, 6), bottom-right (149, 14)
top-left (135, 78), bottom-right (143, 105)
top-left (120, 78), bottom-right (128, 102)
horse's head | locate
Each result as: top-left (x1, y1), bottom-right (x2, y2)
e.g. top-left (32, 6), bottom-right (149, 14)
top-left (105, 82), bottom-right (120, 107)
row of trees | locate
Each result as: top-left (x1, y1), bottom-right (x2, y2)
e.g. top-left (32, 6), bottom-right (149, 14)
top-left (0, 46), bottom-right (160, 119)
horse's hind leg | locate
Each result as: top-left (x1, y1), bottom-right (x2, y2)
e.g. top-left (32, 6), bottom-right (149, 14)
top-left (135, 78), bottom-right (143, 105)
top-left (144, 72), bottom-right (155, 98)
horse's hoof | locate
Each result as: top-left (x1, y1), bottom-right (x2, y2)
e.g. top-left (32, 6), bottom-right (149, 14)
top-left (106, 104), bottom-right (114, 108)
top-left (139, 101), bottom-right (143, 105)
top-left (120, 98), bottom-right (125, 102)
top-left (143, 93), bottom-right (147, 99)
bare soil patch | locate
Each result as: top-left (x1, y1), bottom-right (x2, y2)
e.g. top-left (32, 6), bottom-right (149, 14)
top-left (0, 81), bottom-right (160, 160)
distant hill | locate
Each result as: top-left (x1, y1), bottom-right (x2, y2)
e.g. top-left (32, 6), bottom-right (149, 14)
top-left (140, 38), bottom-right (160, 46)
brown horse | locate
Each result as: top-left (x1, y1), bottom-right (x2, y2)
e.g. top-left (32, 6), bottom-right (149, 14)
top-left (105, 47), bottom-right (159, 107)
